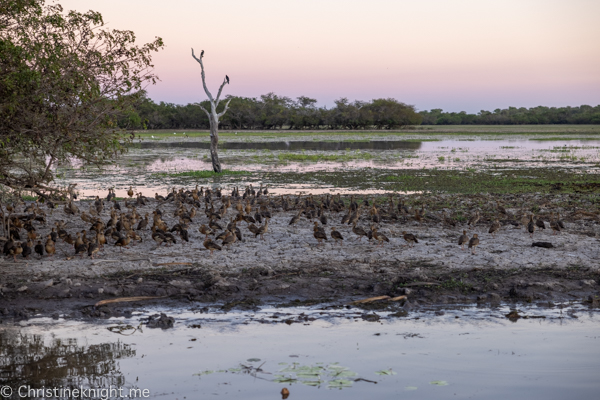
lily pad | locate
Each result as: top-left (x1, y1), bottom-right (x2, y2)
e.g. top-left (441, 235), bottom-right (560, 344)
top-left (301, 380), bottom-right (323, 387)
top-left (328, 379), bottom-right (354, 388)
top-left (273, 375), bottom-right (298, 384)
top-left (247, 358), bottom-right (261, 362)
top-left (430, 380), bottom-right (449, 386)
top-left (193, 370), bottom-right (214, 376)
top-left (375, 369), bottom-right (397, 376)
top-left (405, 386), bottom-right (418, 391)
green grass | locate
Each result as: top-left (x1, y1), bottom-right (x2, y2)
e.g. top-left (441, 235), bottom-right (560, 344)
top-left (529, 137), bottom-right (600, 141)
top-left (277, 152), bottom-right (374, 162)
top-left (153, 169), bottom-right (249, 178)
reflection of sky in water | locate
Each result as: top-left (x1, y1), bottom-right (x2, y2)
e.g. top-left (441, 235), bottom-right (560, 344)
top-left (54, 139), bottom-right (600, 198)
top-left (6, 304), bottom-right (600, 400)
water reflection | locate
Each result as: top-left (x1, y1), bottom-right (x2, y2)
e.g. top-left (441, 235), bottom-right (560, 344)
top-left (137, 140), bottom-right (423, 151)
top-left (0, 330), bottom-right (135, 392)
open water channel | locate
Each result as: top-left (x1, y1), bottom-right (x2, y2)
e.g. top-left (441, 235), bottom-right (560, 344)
top-left (1, 303), bottom-right (599, 399)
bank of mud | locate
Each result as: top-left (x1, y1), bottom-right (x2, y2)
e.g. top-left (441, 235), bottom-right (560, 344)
top-left (1, 190), bottom-right (600, 323)
top-left (1, 261), bottom-right (598, 323)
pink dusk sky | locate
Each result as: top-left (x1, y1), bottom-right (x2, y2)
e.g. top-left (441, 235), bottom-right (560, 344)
top-left (59, 0), bottom-right (599, 113)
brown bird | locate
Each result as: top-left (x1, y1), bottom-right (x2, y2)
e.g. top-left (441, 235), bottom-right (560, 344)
top-left (402, 231), bottom-right (418, 248)
top-left (550, 212), bottom-right (561, 235)
top-left (221, 230), bottom-right (237, 248)
top-left (9, 241), bottom-right (23, 261)
top-left (372, 227), bottom-right (389, 247)
top-left (199, 224), bottom-right (213, 238)
top-left (468, 234), bottom-right (479, 255)
top-left (45, 236), bottom-right (56, 258)
top-left (127, 186), bottom-right (134, 198)
top-left (34, 240), bottom-right (44, 258)
top-left (115, 235), bottom-right (131, 251)
top-left (22, 240), bottom-right (32, 260)
top-left (330, 227), bottom-right (343, 246)
top-left (458, 230), bottom-right (469, 250)
top-left (468, 211), bottom-right (480, 229)
top-left (527, 215), bottom-right (535, 238)
top-left (352, 222), bottom-right (368, 241)
top-left (313, 222), bottom-right (327, 245)
top-left (255, 218), bottom-right (269, 240)
top-left (488, 219), bottom-right (501, 238)
top-left (88, 238), bottom-right (100, 259)
top-left (535, 215), bottom-right (546, 230)
top-left (203, 237), bottom-right (222, 256)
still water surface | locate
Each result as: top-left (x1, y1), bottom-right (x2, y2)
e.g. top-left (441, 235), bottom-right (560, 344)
top-left (1, 304), bottom-right (599, 399)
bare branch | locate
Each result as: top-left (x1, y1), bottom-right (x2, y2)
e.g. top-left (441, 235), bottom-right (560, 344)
top-left (217, 98), bottom-right (232, 118)
top-left (191, 48), bottom-right (214, 103)
top-left (195, 103), bottom-right (210, 119)
top-left (215, 77), bottom-right (228, 105)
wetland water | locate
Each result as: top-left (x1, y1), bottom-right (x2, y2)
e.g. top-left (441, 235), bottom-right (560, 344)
top-left (56, 136), bottom-right (600, 198)
top-left (1, 304), bottom-right (599, 399)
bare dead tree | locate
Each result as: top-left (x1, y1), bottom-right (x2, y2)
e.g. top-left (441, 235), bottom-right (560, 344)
top-left (191, 48), bottom-right (231, 173)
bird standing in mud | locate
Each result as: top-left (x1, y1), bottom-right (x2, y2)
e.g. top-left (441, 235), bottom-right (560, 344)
top-left (527, 215), bottom-right (535, 238)
top-left (402, 231), bottom-right (418, 248)
top-left (203, 237), bottom-right (222, 256)
top-left (330, 227), bottom-right (343, 246)
top-left (313, 222), bottom-right (327, 245)
top-left (458, 230), bottom-right (469, 250)
top-left (488, 219), bottom-right (501, 238)
top-left (468, 234), bottom-right (479, 255)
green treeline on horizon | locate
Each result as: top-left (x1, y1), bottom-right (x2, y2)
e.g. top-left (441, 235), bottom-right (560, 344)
top-left (119, 92), bottom-right (600, 130)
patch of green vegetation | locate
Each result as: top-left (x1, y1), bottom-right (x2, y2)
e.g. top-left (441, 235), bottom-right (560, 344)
top-left (277, 151), bottom-right (374, 162)
top-left (153, 169), bottom-right (249, 178)
top-left (21, 195), bottom-right (38, 201)
top-left (529, 137), bottom-right (600, 141)
top-left (437, 156), bottom-right (445, 162)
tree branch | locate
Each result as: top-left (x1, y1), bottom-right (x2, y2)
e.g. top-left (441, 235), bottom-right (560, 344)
top-left (217, 98), bottom-right (232, 118)
top-left (215, 77), bottom-right (228, 105)
top-left (196, 103), bottom-right (210, 119)
top-left (191, 48), bottom-right (214, 103)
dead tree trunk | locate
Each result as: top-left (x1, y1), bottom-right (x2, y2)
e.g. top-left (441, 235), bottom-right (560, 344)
top-left (191, 48), bottom-right (231, 173)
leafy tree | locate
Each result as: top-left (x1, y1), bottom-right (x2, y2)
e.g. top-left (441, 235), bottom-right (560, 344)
top-left (0, 0), bottom-right (163, 196)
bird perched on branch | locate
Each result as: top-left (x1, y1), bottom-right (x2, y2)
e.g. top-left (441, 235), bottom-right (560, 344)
top-left (201, 49), bottom-right (204, 57)
top-left (226, 75), bottom-right (229, 84)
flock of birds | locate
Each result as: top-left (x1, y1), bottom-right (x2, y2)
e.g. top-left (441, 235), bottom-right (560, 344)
top-left (1, 184), bottom-right (568, 262)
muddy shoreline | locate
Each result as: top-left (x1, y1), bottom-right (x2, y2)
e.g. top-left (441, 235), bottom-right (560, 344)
top-left (1, 261), bottom-right (598, 324)
top-left (2, 191), bottom-right (599, 323)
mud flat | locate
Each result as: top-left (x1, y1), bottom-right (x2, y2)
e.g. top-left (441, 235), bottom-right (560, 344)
top-left (1, 192), bottom-right (599, 322)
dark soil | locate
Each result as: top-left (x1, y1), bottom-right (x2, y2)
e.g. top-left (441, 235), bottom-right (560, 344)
top-left (1, 262), bottom-right (598, 324)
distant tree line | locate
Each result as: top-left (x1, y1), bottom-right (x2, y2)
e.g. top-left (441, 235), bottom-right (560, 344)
top-left (420, 106), bottom-right (600, 125)
top-left (120, 94), bottom-right (600, 130)
top-left (120, 92), bottom-right (423, 130)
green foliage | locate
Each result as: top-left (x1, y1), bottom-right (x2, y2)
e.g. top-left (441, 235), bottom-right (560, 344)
top-left (123, 94), bottom-right (422, 131)
top-left (420, 105), bottom-right (600, 125)
top-left (0, 0), bottom-right (163, 194)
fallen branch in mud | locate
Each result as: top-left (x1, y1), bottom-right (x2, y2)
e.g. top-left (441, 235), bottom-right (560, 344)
top-left (95, 296), bottom-right (167, 307)
top-left (350, 295), bottom-right (407, 304)
top-left (153, 262), bottom-right (193, 266)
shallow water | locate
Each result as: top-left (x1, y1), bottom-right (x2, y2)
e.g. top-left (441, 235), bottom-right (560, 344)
top-left (54, 137), bottom-right (600, 198)
top-left (1, 304), bottom-right (599, 399)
